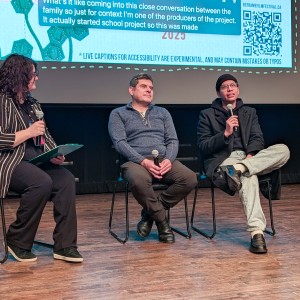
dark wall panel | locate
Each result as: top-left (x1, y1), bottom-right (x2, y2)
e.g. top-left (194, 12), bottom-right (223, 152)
top-left (42, 104), bottom-right (300, 194)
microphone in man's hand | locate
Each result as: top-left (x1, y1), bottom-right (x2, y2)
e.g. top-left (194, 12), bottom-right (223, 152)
top-left (226, 104), bottom-right (237, 131)
top-left (151, 149), bottom-right (159, 166)
top-left (34, 110), bottom-right (45, 146)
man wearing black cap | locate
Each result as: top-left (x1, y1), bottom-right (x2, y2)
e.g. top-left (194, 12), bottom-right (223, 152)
top-left (196, 73), bottom-right (290, 254)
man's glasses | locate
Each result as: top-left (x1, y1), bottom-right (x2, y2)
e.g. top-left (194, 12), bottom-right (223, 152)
top-left (220, 83), bottom-right (238, 90)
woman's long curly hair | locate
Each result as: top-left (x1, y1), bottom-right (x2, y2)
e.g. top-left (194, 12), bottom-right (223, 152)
top-left (0, 54), bottom-right (38, 106)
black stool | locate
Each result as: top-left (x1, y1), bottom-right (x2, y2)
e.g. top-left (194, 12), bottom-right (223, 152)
top-left (109, 179), bottom-right (191, 244)
top-left (191, 170), bottom-right (279, 239)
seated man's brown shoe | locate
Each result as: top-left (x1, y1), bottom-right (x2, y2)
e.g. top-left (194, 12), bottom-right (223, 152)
top-left (156, 219), bottom-right (175, 243)
top-left (137, 209), bottom-right (153, 238)
top-left (250, 233), bottom-right (268, 254)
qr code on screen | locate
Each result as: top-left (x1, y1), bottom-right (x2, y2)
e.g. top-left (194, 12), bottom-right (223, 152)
top-left (242, 11), bottom-right (282, 56)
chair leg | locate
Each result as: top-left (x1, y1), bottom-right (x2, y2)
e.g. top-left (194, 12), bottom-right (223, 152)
top-left (109, 181), bottom-right (129, 244)
top-left (0, 197), bottom-right (8, 264)
top-left (167, 196), bottom-right (191, 239)
top-left (190, 177), bottom-right (276, 239)
top-left (263, 180), bottom-right (276, 236)
top-left (191, 184), bottom-right (216, 239)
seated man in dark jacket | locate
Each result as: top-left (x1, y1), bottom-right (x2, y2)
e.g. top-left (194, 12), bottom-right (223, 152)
top-left (197, 74), bottom-right (290, 254)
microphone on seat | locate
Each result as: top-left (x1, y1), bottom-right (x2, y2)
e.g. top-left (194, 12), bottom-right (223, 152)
top-left (34, 110), bottom-right (45, 146)
top-left (226, 104), bottom-right (237, 131)
top-left (151, 149), bottom-right (159, 166)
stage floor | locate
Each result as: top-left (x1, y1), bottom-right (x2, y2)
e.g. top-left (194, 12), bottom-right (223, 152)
top-left (1, 184), bottom-right (300, 299)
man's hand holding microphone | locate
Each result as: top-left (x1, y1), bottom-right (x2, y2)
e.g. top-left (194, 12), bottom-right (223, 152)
top-left (140, 150), bottom-right (172, 179)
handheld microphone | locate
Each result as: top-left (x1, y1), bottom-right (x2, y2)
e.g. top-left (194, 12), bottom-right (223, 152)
top-left (151, 149), bottom-right (159, 166)
top-left (35, 110), bottom-right (44, 121)
top-left (34, 110), bottom-right (45, 146)
top-left (226, 104), bottom-right (237, 131)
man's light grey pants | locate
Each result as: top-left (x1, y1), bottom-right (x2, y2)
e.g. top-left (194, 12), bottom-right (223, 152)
top-left (220, 144), bottom-right (290, 232)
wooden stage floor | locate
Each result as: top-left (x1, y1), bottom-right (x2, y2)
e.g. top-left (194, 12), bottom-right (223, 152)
top-left (1, 184), bottom-right (300, 299)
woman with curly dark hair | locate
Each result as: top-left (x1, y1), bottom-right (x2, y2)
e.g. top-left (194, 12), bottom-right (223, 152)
top-left (0, 54), bottom-right (83, 263)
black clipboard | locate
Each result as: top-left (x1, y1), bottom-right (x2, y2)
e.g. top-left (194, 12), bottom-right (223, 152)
top-left (28, 144), bottom-right (84, 165)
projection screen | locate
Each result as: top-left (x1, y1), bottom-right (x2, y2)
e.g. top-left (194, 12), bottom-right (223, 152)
top-left (0, 0), bottom-right (298, 104)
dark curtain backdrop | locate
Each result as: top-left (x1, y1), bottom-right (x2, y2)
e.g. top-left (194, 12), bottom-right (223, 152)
top-left (42, 104), bottom-right (300, 194)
